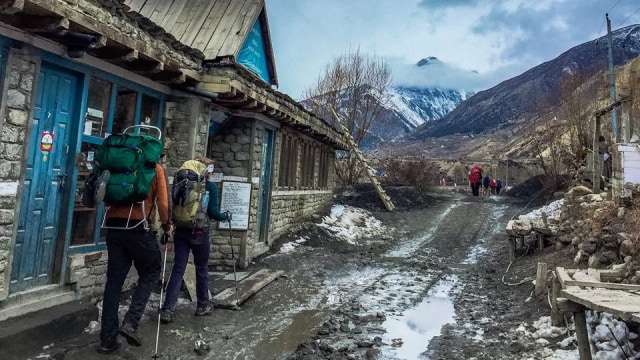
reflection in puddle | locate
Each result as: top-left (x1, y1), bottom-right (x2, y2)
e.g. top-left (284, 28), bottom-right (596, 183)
top-left (382, 276), bottom-right (458, 359)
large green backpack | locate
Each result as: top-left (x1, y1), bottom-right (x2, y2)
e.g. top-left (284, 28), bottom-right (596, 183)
top-left (94, 126), bottom-right (164, 205)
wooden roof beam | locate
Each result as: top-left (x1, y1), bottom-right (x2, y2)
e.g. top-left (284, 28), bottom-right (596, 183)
top-left (121, 49), bottom-right (138, 62)
top-left (20, 15), bottom-right (68, 32)
top-left (1, 0), bottom-right (23, 15)
top-left (127, 60), bottom-right (164, 74)
top-left (27, 0), bottom-right (191, 73)
top-left (155, 70), bottom-right (186, 84)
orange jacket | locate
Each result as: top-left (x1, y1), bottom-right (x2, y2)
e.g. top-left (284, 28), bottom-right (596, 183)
top-left (106, 164), bottom-right (170, 225)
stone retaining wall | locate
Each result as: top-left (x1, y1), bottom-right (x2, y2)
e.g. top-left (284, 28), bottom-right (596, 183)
top-left (0, 50), bottom-right (37, 300)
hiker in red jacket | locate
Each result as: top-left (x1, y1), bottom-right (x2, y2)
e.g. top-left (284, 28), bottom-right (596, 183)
top-left (468, 165), bottom-right (482, 196)
top-left (490, 176), bottom-right (497, 195)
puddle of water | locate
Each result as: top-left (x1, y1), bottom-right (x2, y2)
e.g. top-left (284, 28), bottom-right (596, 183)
top-left (382, 275), bottom-right (458, 359)
top-left (249, 309), bottom-right (324, 360)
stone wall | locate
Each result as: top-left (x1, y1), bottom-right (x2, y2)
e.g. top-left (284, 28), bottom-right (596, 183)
top-left (268, 191), bottom-right (333, 240)
top-left (207, 117), bottom-right (253, 269)
top-left (0, 50), bottom-right (37, 300)
top-left (263, 127), bottom-right (337, 253)
top-left (205, 117), bottom-right (338, 269)
top-left (163, 97), bottom-right (210, 175)
top-left (65, 251), bottom-right (137, 301)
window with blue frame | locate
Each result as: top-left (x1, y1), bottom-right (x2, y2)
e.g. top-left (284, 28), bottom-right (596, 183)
top-left (70, 75), bottom-right (164, 248)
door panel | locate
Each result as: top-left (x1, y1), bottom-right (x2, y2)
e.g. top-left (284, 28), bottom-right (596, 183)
top-left (257, 128), bottom-right (274, 243)
top-left (11, 66), bottom-right (77, 293)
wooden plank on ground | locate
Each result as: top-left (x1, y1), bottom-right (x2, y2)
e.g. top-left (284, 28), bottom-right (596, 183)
top-left (572, 270), bottom-right (592, 283)
top-left (587, 268), bottom-right (601, 282)
top-left (561, 287), bottom-right (640, 322)
top-left (213, 269), bottom-right (284, 309)
top-left (183, 262), bottom-right (211, 302)
top-left (535, 262), bottom-right (548, 296)
top-left (555, 267), bottom-right (574, 289)
top-left (563, 279), bottom-right (640, 291)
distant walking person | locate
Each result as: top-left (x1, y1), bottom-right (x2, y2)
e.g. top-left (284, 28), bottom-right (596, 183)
top-left (468, 164), bottom-right (483, 196)
top-left (496, 178), bottom-right (503, 195)
top-left (490, 176), bottom-right (497, 195)
top-left (482, 175), bottom-right (490, 196)
top-left (599, 135), bottom-right (612, 183)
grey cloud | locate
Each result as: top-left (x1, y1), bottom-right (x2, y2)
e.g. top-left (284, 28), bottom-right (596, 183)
top-left (389, 57), bottom-right (495, 91)
top-left (418, 0), bottom-right (480, 10)
top-left (471, 2), bottom-right (637, 69)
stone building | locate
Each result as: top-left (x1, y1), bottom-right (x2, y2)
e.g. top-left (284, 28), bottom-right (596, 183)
top-left (0, 0), bottom-right (345, 321)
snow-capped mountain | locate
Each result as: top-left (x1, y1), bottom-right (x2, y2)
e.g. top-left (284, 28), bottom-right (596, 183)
top-left (410, 24), bottom-right (640, 139)
top-left (301, 57), bottom-right (475, 148)
top-left (387, 86), bottom-right (473, 130)
top-left (365, 57), bottom-right (475, 144)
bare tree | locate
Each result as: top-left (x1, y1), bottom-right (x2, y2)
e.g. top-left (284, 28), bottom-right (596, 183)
top-left (556, 71), bottom-right (603, 163)
top-left (304, 48), bottom-right (392, 184)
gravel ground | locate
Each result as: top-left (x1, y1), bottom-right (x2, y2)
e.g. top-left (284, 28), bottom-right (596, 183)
top-left (21, 184), bottom-right (570, 360)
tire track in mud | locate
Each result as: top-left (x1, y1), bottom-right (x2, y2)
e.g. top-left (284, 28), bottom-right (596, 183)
top-left (427, 199), bottom-right (531, 360)
top-left (283, 195), bottom-right (506, 360)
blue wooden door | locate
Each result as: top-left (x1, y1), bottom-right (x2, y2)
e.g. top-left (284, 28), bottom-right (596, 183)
top-left (256, 128), bottom-right (274, 243)
top-left (10, 65), bottom-right (78, 293)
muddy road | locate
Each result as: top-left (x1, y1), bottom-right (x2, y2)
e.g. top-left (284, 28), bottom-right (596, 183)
top-left (26, 187), bottom-right (546, 360)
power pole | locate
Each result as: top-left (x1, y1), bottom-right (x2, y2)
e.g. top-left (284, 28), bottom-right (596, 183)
top-left (606, 13), bottom-right (619, 141)
top-left (505, 158), bottom-right (508, 189)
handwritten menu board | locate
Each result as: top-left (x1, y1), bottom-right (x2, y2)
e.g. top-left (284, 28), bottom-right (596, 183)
top-left (218, 181), bottom-right (251, 230)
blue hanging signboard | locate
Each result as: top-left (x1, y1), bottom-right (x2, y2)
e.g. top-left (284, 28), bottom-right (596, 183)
top-left (237, 19), bottom-right (270, 84)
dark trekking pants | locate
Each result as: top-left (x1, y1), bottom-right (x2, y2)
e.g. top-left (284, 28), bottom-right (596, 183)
top-left (471, 182), bottom-right (481, 196)
top-left (101, 229), bottom-right (161, 344)
top-left (162, 228), bottom-right (210, 311)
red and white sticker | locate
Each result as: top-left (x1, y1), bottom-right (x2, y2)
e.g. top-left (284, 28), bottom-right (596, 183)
top-left (40, 131), bottom-right (54, 152)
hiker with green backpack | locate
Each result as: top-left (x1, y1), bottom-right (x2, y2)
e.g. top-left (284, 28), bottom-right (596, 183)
top-left (160, 157), bottom-right (231, 323)
top-left (94, 126), bottom-right (174, 354)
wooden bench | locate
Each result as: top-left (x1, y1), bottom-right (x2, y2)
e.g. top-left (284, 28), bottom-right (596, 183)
top-left (552, 267), bottom-right (640, 360)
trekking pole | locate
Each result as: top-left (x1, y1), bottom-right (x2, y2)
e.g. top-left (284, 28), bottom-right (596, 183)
top-left (153, 233), bottom-right (169, 359)
top-left (228, 219), bottom-right (240, 309)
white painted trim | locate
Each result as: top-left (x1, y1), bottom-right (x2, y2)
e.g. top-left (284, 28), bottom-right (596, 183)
top-left (272, 189), bottom-right (332, 196)
top-left (223, 176), bottom-right (250, 182)
top-left (0, 23), bottom-right (172, 94)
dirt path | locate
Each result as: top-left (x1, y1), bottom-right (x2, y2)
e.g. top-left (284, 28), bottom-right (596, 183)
top-left (25, 187), bottom-right (550, 360)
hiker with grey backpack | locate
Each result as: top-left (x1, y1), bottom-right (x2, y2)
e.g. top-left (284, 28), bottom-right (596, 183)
top-left (160, 157), bottom-right (231, 324)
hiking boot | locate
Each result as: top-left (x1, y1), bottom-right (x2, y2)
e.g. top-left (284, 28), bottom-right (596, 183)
top-left (118, 322), bottom-right (142, 347)
top-left (194, 304), bottom-right (213, 316)
top-left (97, 339), bottom-right (121, 354)
top-left (160, 309), bottom-right (175, 324)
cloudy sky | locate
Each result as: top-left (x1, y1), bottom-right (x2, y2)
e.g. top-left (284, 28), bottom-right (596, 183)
top-left (265, 0), bottom-right (640, 99)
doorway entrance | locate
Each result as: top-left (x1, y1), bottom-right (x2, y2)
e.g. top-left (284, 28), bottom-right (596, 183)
top-left (256, 128), bottom-right (274, 243)
top-left (10, 65), bottom-right (79, 293)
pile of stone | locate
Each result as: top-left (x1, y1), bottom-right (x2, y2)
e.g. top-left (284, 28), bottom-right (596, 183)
top-left (505, 184), bottom-right (640, 281)
top-left (505, 200), bottom-right (563, 239)
top-left (554, 186), bottom-right (618, 268)
top-left (554, 185), bottom-right (640, 283)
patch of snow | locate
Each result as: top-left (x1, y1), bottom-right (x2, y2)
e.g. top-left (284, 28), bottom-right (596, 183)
top-left (518, 199), bottom-right (564, 220)
top-left (279, 236), bottom-right (309, 253)
top-left (317, 205), bottom-right (387, 244)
